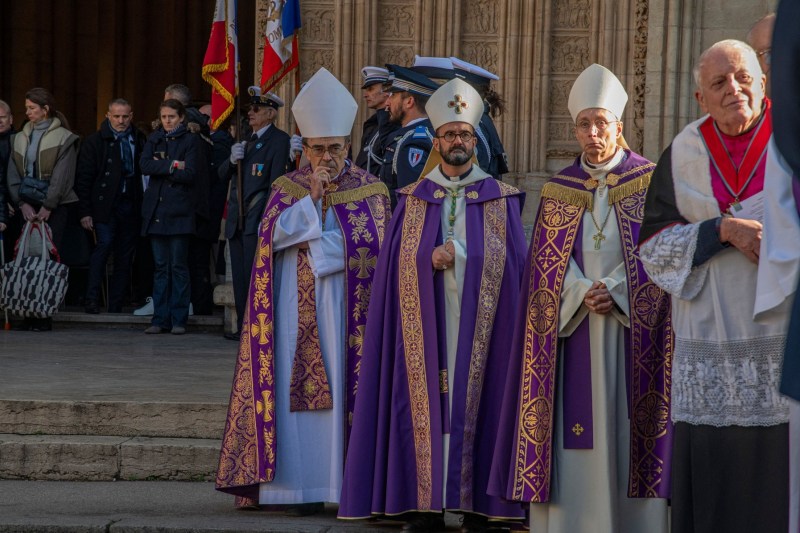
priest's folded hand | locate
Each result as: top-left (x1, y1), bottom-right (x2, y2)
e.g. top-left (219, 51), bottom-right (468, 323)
top-left (431, 245), bottom-right (454, 271)
top-left (719, 217), bottom-right (761, 264)
top-left (584, 281), bottom-right (613, 315)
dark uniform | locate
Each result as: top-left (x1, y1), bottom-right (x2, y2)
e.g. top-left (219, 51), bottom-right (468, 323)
top-left (218, 91), bottom-right (290, 334)
top-left (356, 109), bottom-right (398, 176)
top-left (380, 119), bottom-right (434, 205)
top-left (355, 66), bottom-right (393, 174)
top-left (380, 64), bottom-right (439, 208)
top-left (475, 110), bottom-right (509, 179)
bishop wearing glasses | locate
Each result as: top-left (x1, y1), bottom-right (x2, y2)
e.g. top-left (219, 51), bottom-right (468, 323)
top-left (216, 68), bottom-right (391, 514)
top-left (490, 64), bottom-right (672, 533)
top-left (338, 77), bottom-right (527, 532)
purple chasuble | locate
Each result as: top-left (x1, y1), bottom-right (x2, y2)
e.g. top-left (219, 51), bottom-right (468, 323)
top-left (338, 173), bottom-right (527, 521)
top-left (215, 164), bottom-right (390, 503)
top-left (489, 150), bottom-right (673, 504)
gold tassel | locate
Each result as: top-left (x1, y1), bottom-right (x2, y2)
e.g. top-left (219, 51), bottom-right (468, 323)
top-left (273, 176), bottom-right (309, 200)
top-left (608, 173), bottom-right (652, 205)
top-left (541, 182), bottom-right (594, 210)
top-left (327, 182), bottom-right (390, 206)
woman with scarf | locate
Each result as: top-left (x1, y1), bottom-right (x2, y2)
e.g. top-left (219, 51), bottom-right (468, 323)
top-left (6, 88), bottom-right (80, 332)
top-left (139, 99), bottom-right (201, 335)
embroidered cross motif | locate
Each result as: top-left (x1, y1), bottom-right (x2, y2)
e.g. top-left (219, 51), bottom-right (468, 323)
top-left (572, 423), bottom-right (584, 436)
top-left (256, 390), bottom-right (274, 423)
top-left (250, 313), bottom-right (272, 344)
top-left (448, 94), bottom-right (469, 114)
top-left (348, 247), bottom-right (377, 279)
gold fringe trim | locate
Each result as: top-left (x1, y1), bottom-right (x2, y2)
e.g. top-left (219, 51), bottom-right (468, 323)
top-left (327, 182), bottom-right (390, 206)
top-left (608, 172), bottom-right (651, 205)
top-left (272, 176), bottom-right (309, 200)
top-left (541, 182), bottom-right (594, 210)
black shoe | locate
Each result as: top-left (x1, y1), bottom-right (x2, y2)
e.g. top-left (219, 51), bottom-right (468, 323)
top-left (31, 317), bottom-right (52, 332)
top-left (223, 331), bottom-right (240, 341)
top-left (461, 514), bottom-right (512, 533)
top-left (284, 502), bottom-right (325, 516)
top-left (84, 301), bottom-right (100, 314)
top-left (402, 512), bottom-right (446, 532)
top-left (12, 319), bottom-right (32, 331)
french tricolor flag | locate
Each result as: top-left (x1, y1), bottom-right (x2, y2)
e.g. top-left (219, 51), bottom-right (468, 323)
top-left (260, 0), bottom-right (302, 92)
top-left (202, 0), bottom-right (238, 130)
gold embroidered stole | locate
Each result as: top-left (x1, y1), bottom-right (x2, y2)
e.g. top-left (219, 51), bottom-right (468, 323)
top-left (289, 249), bottom-right (333, 411)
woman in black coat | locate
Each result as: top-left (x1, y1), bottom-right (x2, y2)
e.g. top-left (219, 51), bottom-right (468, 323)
top-left (139, 99), bottom-right (200, 335)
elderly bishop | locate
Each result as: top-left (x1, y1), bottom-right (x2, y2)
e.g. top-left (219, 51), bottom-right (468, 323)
top-left (215, 68), bottom-right (391, 515)
top-left (490, 64), bottom-right (672, 533)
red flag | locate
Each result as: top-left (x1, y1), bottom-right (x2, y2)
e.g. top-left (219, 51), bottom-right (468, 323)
top-left (261, 0), bottom-right (302, 92)
top-left (202, 0), bottom-right (238, 130)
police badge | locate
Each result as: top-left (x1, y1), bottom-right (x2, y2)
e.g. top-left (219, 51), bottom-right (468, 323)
top-left (408, 147), bottom-right (424, 168)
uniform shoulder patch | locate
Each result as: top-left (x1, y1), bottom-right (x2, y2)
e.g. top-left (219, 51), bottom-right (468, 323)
top-left (412, 125), bottom-right (432, 140)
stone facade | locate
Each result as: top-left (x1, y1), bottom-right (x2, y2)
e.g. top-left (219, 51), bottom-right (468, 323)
top-left (255, 0), bottom-right (776, 224)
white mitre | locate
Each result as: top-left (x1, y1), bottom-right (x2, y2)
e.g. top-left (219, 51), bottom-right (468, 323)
top-left (567, 63), bottom-right (628, 122)
top-left (292, 67), bottom-right (357, 137)
top-left (425, 78), bottom-right (483, 130)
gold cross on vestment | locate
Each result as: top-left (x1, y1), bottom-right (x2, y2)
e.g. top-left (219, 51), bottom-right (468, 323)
top-left (572, 423), bottom-right (584, 436)
top-left (448, 94), bottom-right (469, 114)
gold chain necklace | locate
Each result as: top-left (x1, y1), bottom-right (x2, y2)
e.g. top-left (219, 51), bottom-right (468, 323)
top-left (588, 203), bottom-right (613, 250)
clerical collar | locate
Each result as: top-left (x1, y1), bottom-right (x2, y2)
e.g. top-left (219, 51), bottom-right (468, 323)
top-left (580, 148), bottom-right (625, 182)
top-left (439, 165), bottom-right (473, 182)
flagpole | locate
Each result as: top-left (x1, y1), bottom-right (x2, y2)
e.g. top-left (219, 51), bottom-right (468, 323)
top-left (294, 34), bottom-right (302, 169)
top-left (236, 91), bottom-right (244, 232)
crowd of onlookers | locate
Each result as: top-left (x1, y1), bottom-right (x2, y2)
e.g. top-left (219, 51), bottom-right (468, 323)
top-left (0, 84), bottom-right (244, 333)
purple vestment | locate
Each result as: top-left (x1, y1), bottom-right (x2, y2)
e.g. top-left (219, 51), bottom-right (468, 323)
top-left (338, 174), bottom-right (527, 521)
top-left (215, 164), bottom-right (390, 503)
top-left (490, 151), bottom-right (673, 504)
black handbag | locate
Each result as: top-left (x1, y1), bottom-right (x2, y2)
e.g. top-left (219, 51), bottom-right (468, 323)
top-left (18, 176), bottom-right (50, 207)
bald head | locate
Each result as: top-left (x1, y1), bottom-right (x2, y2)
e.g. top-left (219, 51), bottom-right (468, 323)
top-left (747, 13), bottom-right (775, 75)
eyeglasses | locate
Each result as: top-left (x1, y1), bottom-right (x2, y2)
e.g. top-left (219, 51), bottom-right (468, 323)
top-left (757, 48), bottom-right (771, 67)
top-left (575, 119), bottom-right (619, 132)
top-left (438, 131), bottom-right (474, 143)
top-left (306, 144), bottom-right (346, 157)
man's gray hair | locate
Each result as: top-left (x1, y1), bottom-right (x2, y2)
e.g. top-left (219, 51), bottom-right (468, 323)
top-left (164, 84), bottom-right (192, 105)
top-left (108, 98), bottom-right (131, 110)
top-left (693, 39), bottom-right (760, 89)
top-left (0, 99), bottom-right (11, 115)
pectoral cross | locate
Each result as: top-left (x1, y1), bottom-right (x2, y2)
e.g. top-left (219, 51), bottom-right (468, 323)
top-left (593, 231), bottom-right (605, 250)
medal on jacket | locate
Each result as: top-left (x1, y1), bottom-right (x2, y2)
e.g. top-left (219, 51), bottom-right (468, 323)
top-left (252, 163), bottom-right (264, 176)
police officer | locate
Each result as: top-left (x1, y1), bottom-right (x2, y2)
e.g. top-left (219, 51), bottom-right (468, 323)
top-left (379, 64), bottom-right (438, 208)
top-left (218, 86), bottom-right (291, 337)
top-left (355, 66), bottom-right (397, 177)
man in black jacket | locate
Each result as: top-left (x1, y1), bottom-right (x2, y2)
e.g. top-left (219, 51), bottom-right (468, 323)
top-left (75, 98), bottom-right (147, 314)
top-left (218, 86), bottom-right (291, 336)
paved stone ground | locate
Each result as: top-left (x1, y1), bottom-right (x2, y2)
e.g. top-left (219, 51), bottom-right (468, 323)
top-left (0, 327), bottom-right (470, 532)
